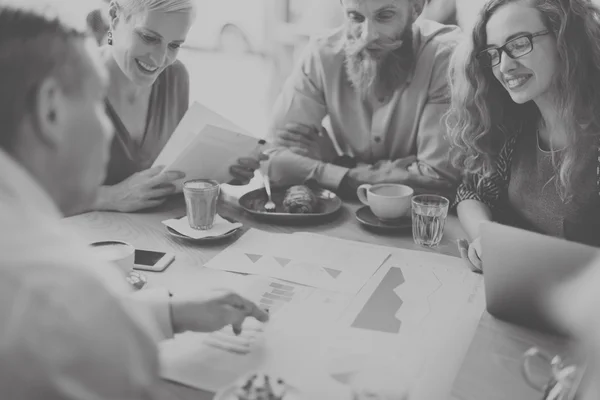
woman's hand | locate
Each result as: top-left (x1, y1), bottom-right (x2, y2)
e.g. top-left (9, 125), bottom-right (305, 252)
top-left (458, 237), bottom-right (483, 273)
top-left (95, 166), bottom-right (185, 212)
top-left (229, 153), bottom-right (269, 185)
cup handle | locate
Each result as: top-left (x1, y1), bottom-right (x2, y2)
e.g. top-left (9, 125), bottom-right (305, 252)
top-left (521, 347), bottom-right (555, 392)
top-left (356, 184), bottom-right (372, 206)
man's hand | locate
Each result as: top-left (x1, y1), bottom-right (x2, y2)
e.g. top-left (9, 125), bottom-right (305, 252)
top-left (170, 290), bottom-right (269, 335)
top-left (345, 156), bottom-right (455, 196)
top-left (274, 123), bottom-right (337, 161)
top-left (229, 153), bottom-right (269, 185)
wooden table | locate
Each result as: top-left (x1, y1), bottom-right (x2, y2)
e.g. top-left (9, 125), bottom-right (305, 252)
top-left (63, 196), bottom-right (569, 400)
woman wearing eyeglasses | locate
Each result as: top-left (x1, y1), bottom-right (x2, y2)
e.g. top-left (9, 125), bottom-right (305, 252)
top-left (446, 0), bottom-right (600, 271)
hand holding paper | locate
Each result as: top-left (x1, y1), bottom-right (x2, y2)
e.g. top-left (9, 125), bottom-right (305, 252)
top-left (152, 102), bottom-right (268, 190)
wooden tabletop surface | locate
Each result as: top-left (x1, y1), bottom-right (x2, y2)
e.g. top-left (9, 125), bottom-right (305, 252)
top-left (63, 195), bottom-right (570, 400)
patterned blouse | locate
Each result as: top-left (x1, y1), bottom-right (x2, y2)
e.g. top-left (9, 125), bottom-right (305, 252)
top-left (454, 136), bottom-right (600, 208)
top-left (454, 134), bottom-right (600, 246)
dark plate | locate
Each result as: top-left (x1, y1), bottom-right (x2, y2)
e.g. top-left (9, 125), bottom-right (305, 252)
top-left (239, 186), bottom-right (342, 223)
top-left (356, 206), bottom-right (412, 231)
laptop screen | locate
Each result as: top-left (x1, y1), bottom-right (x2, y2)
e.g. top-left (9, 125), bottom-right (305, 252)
top-left (481, 222), bottom-right (599, 336)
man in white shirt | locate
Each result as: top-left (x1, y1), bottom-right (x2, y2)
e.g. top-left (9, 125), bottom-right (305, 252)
top-left (0, 3), bottom-right (267, 399)
top-left (267, 0), bottom-right (461, 197)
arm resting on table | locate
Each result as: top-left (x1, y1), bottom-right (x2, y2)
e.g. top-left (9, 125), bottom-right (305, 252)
top-left (456, 199), bottom-right (493, 241)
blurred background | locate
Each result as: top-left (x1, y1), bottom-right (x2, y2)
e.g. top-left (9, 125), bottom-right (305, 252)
top-left (76, 0), bottom-right (492, 138)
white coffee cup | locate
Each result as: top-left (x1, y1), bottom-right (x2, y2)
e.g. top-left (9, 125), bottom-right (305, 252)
top-left (357, 183), bottom-right (414, 220)
top-left (90, 240), bottom-right (135, 275)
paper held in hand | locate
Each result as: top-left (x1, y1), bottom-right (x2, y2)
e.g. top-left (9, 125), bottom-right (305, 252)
top-left (152, 101), bottom-right (263, 190)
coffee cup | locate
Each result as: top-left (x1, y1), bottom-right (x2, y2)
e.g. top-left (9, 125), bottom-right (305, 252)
top-left (356, 183), bottom-right (414, 220)
top-left (90, 240), bottom-right (135, 275)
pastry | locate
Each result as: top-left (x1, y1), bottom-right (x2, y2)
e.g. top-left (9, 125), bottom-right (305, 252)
top-left (282, 185), bottom-right (318, 214)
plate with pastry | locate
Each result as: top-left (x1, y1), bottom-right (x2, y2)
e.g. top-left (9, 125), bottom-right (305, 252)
top-left (214, 372), bottom-right (302, 400)
top-left (239, 183), bottom-right (342, 223)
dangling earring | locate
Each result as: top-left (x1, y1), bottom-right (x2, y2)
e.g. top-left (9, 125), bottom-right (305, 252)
top-left (107, 31), bottom-right (113, 45)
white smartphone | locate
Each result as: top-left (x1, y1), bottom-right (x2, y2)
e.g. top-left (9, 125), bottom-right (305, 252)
top-left (134, 249), bottom-right (175, 272)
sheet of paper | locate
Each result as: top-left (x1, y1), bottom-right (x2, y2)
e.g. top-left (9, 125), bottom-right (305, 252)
top-left (160, 273), bottom-right (353, 394)
top-left (331, 250), bottom-right (485, 400)
top-left (153, 101), bottom-right (252, 167)
top-left (152, 102), bottom-right (262, 187)
top-left (204, 229), bottom-right (391, 294)
top-left (160, 249), bottom-right (484, 400)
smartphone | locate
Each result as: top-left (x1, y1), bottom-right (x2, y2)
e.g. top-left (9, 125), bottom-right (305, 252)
top-left (134, 249), bottom-right (175, 272)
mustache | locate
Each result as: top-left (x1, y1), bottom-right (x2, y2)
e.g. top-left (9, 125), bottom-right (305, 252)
top-left (344, 35), bottom-right (406, 59)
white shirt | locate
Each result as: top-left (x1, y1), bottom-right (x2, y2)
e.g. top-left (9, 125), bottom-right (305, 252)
top-left (0, 149), bottom-right (172, 400)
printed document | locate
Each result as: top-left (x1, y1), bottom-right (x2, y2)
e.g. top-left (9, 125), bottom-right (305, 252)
top-left (152, 102), bottom-right (263, 188)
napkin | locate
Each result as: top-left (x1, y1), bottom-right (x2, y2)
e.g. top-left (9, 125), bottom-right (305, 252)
top-left (162, 215), bottom-right (242, 239)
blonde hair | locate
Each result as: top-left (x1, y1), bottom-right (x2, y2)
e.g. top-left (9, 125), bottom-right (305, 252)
top-left (113, 0), bottom-right (195, 16)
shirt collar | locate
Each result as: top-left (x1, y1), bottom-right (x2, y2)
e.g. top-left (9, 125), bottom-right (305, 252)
top-left (396, 27), bottom-right (417, 85)
top-left (0, 148), bottom-right (62, 219)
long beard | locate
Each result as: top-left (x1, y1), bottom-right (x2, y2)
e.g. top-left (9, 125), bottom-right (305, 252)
top-left (344, 31), bottom-right (413, 99)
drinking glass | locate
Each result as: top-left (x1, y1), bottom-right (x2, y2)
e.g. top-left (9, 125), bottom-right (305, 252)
top-left (521, 347), bottom-right (583, 400)
top-left (183, 179), bottom-right (220, 230)
top-left (411, 195), bottom-right (449, 247)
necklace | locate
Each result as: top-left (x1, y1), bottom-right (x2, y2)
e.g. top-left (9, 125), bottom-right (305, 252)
top-left (537, 124), bottom-right (567, 153)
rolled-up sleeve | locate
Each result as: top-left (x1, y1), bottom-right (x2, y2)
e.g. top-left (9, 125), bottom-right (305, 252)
top-left (415, 42), bottom-right (462, 184)
top-left (131, 288), bottom-right (174, 341)
top-left (267, 148), bottom-right (349, 190)
top-left (267, 39), bottom-right (348, 189)
top-left (268, 39), bottom-right (329, 139)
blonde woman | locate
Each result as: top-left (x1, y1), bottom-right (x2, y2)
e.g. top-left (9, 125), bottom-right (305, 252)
top-left (447, 0), bottom-right (600, 270)
top-left (93, 0), bottom-right (263, 212)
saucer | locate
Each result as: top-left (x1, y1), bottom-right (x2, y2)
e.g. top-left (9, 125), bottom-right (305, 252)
top-left (355, 206), bottom-right (412, 231)
top-left (166, 226), bottom-right (241, 243)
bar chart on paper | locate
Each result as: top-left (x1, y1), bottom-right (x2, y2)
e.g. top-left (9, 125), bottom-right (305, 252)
top-left (258, 281), bottom-right (296, 315)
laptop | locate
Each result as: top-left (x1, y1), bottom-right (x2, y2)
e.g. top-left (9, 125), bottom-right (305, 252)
top-left (481, 221), bottom-right (600, 336)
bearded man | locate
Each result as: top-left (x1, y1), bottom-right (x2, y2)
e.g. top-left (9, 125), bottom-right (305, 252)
top-left (267, 0), bottom-right (462, 197)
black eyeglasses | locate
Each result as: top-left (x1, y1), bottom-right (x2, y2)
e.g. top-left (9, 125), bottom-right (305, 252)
top-left (477, 30), bottom-right (550, 67)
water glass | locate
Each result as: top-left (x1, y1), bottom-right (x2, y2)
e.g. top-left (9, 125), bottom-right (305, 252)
top-left (411, 195), bottom-right (449, 247)
top-left (521, 347), bottom-right (583, 400)
top-left (183, 179), bottom-right (220, 230)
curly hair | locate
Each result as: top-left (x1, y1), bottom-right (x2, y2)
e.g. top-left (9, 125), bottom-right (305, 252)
top-left (445, 0), bottom-right (600, 200)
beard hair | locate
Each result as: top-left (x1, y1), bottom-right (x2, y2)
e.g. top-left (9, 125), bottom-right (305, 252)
top-left (344, 30), bottom-right (413, 99)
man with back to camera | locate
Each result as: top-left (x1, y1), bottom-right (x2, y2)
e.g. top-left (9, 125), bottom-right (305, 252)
top-left (0, 2), bottom-right (267, 398)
